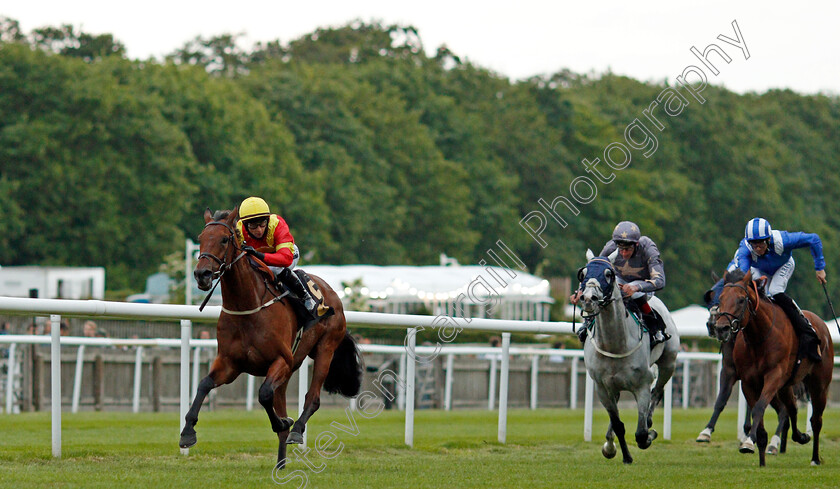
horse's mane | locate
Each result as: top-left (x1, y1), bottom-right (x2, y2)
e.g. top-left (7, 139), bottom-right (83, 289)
top-left (212, 210), bottom-right (233, 221)
top-left (724, 268), bottom-right (772, 303)
top-left (724, 269), bottom-right (747, 284)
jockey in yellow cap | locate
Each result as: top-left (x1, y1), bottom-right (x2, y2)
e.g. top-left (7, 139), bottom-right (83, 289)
top-left (236, 197), bottom-right (318, 318)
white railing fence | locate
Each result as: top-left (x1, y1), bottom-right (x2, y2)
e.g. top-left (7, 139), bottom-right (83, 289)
top-left (0, 296), bottom-right (834, 458)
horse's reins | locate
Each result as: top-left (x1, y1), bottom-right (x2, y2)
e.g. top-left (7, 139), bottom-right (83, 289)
top-left (197, 221), bottom-right (289, 315)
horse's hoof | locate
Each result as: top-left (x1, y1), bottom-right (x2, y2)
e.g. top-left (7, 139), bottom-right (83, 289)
top-left (766, 435), bottom-right (781, 455)
top-left (622, 456), bottom-right (633, 465)
top-left (798, 433), bottom-right (811, 445)
top-left (648, 429), bottom-right (658, 442)
top-left (179, 432), bottom-right (197, 449)
top-left (287, 432), bottom-right (304, 445)
top-left (811, 459), bottom-right (821, 466)
top-left (739, 438), bottom-right (755, 454)
top-left (602, 441), bottom-right (617, 459)
top-left (696, 428), bottom-right (712, 443)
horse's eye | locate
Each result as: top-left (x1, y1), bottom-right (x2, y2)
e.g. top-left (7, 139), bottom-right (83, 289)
top-left (221, 237), bottom-right (229, 244)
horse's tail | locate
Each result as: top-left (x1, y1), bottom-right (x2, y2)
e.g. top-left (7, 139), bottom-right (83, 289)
top-left (324, 332), bottom-right (363, 397)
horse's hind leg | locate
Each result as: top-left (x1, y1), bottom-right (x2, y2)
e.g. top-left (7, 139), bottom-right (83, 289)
top-left (634, 386), bottom-right (655, 450)
top-left (766, 396), bottom-right (787, 455)
top-left (273, 382), bottom-right (291, 469)
top-left (698, 356), bottom-right (737, 443)
top-left (648, 352), bottom-right (676, 431)
top-left (180, 356), bottom-right (239, 449)
top-left (777, 385), bottom-right (809, 446)
top-left (289, 338), bottom-right (340, 444)
top-left (806, 376), bottom-right (828, 465)
top-left (259, 359), bottom-right (294, 437)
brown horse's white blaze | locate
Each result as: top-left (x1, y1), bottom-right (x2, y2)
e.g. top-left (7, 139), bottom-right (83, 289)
top-left (714, 269), bottom-right (833, 467)
top-left (180, 207), bottom-right (362, 470)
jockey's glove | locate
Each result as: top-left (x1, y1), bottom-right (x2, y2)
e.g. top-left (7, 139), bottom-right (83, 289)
top-left (242, 245), bottom-right (265, 261)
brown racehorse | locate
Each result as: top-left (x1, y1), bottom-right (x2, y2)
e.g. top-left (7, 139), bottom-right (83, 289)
top-left (714, 269), bottom-right (833, 466)
top-left (179, 207), bottom-right (362, 470)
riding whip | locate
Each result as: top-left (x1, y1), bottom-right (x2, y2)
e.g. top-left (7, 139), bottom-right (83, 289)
top-left (820, 282), bottom-right (840, 337)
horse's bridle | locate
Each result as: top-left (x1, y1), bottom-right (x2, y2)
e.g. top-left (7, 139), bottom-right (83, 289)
top-left (578, 258), bottom-right (617, 317)
top-left (717, 281), bottom-right (759, 335)
top-left (196, 221), bottom-right (249, 311)
top-left (199, 221), bottom-right (247, 279)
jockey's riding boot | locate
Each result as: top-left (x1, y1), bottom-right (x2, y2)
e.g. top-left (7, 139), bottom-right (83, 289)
top-left (772, 293), bottom-right (822, 363)
top-left (277, 268), bottom-right (318, 319)
top-left (644, 311), bottom-right (671, 347)
top-left (576, 317), bottom-right (593, 344)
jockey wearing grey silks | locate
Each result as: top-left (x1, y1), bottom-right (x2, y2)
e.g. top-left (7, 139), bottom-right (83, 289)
top-left (576, 221), bottom-right (670, 346)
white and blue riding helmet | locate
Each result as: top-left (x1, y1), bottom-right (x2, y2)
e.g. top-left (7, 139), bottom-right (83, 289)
top-left (744, 217), bottom-right (772, 241)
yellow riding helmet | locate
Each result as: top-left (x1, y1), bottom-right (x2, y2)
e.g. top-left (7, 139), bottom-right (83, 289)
top-left (239, 197), bottom-right (271, 221)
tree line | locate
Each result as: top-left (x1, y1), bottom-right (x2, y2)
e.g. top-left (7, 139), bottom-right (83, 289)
top-left (1, 17), bottom-right (839, 317)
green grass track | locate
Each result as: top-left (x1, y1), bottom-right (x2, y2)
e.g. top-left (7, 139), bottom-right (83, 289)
top-left (1, 407), bottom-right (839, 488)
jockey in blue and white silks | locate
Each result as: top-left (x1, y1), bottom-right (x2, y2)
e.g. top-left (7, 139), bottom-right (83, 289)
top-left (737, 217), bottom-right (825, 294)
top-left (720, 218), bottom-right (825, 362)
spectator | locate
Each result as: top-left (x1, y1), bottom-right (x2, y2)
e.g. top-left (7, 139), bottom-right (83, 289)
top-left (0, 321), bottom-right (9, 335)
top-left (482, 336), bottom-right (503, 360)
top-left (60, 321), bottom-right (70, 336)
top-left (548, 341), bottom-right (567, 363)
top-left (199, 330), bottom-right (211, 340)
top-left (83, 320), bottom-right (98, 338)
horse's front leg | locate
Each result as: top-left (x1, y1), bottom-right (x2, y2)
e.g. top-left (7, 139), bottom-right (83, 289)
top-left (745, 371), bottom-right (786, 467)
top-left (597, 385), bottom-right (631, 464)
top-left (260, 359), bottom-right (294, 439)
top-left (273, 382), bottom-right (290, 470)
top-left (180, 356), bottom-right (239, 448)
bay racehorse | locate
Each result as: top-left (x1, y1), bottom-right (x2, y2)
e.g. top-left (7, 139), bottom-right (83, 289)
top-left (697, 284), bottom-right (793, 455)
top-left (578, 250), bottom-right (680, 464)
top-left (713, 269), bottom-right (833, 466)
top-left (180, 207), bottom-right (362, 470)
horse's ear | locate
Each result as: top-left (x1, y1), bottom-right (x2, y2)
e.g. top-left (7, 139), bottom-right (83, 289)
top-left (204, 207), bottom-right (213, 223)
top-left (703, 289), bottom-right (714, 307)
top-left (585, 249), bottom-right (595, 261)
top-left (230, 206), bottom-right (240, 223)
top-left (607, 249), bottom-right (619, 263)
top-left (710, 270), bottom-right (720, 283)
top-left (745, 269), bottom-right (756, 283)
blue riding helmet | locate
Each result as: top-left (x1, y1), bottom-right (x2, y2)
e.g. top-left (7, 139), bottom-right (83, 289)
top-left (612, 221), bottom-right (641, 244)
top-left (745, 217), bottom-right (772, 241)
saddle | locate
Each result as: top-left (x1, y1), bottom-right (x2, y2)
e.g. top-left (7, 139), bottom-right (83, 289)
top-left (624, 299), bottom-right (668, 346)
top-left (247, 257), bottom-right (334, 331)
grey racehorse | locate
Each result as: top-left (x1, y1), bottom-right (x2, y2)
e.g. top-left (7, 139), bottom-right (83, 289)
top-left (578, 250), bottom-right (680, 464)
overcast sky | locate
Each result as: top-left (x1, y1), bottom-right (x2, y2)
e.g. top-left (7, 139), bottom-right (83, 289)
top-left (3, 1), bottom-right (839, 95)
